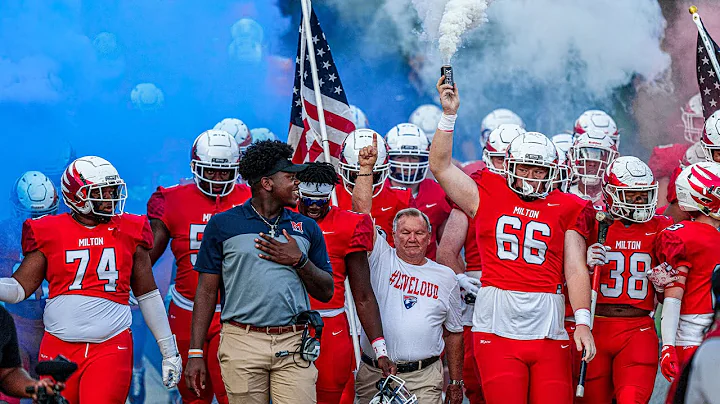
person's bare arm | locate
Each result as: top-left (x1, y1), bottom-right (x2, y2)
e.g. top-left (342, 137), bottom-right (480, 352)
top-left (443, 329), bottom-right (464, 404)
top-left (564, 230), bottom-right (595, 361)
top-left (149, 219), bottom-right (171, 265)
top-left (428, 76), bottom-right (479, 218)
top-left (657, 177), bottom-right (670, 210)
top-left (130, 246), bottom-right (160, 296)
top-left (185, 272), bottom-right (220, 395)
top-left (0, 368), bottom-right (57, 399)
top-left (436, 209), bottom-right (468, 275)
top-left (0, 251), bottom-right (47, 303)
top-left (351, 134), bottom-right (377, 216)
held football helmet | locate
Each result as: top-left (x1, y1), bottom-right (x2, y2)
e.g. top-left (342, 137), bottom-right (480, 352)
top-left (482, 124), bottom-right (525, 174)
top-left (385, 123), bottom-right (430, 184)
top-left (480, 108), bottom-right (524, 146)
top-left (214, 118), bottom-right (251, 151)
top-left (504, 132), bottom-right (558, 199)
top-left (350, 105), bottom-right (370, 130)
top-left (569, 129), bottom-right (618, 187)
top-left (409, 104), bottom-right (443, 142)
top-left (339, 129), bottom-right (390, 197)
top-left (682, 141), bottom-right (706, 168)
top-left (682, 93), bottom-right (705, 144)
top-left (191, 130), bottom-right (240, 197)
top-left (11, 171), bottom-right (59, 218)
top-left (573, 110), bottom-right (619, 146)
top-left (61, 156), bottom-right (127, 220)
top-left (702, 110), bottom-right (720, 162)
top-left (369, 375), bottom-right (418, 404)
top-left (554, 144), bottom-right (571, 193)
top-left (603, 156), bottom-right (658, 223)
top-left (675, 162), bottom-right (720, 219)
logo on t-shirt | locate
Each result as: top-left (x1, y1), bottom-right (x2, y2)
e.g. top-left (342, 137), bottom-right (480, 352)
top-left (291, 221), bottom-right (304, 233)
top-left (403, 295), bottom-right (417, 309)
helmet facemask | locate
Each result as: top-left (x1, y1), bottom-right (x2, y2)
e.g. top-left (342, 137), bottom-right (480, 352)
top-left (604, 184), bottom-right (657, 223)
top-left (554, 165), bottom-right (571, 193)
top-left (482, 149), bottom-right (506, 175)
top-left (370, 375), bottom-right (418, 404)
top-left (571, 146), bottom-right (616, 186)
top-left (339, 163), bottom-right (389, 198)
top-left (191, 160), bottom-right (239, 197)
top-left (388, 150), bottom-right (429, 184)
top-left (68, 180), bottom-right (127, 222)
top-left (505, 159), bottom-right (557, 199)
top-left (683, 109), bottom-right (705, 144)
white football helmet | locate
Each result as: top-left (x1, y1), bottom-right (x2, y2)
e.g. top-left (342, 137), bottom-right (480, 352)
top-left (480, 109), bottom-right (524, 146)
top-left (61, 156), bottom-right (127, 220)
top-left (603, 156), bottom-right (658, 223)
top-left (409, 104), bottom-right (443, 142)
top-left (554, 143), bottom-right (571, 193)
top-left (482, 124), bottom-right (525, 174)
top-left (250, 128), bottom-right (277, 143)
top-left (569, 129), bottom-right (618, 187)
top-left (214, 118), bottom-right (251, 151)
top-left (702, 110), bottom-right (720, 162)
top-left (682, 93), bottom-right (705, 144)
top-left (12, 171), bottom-right (59, 218)
top-left (385, 123), bottom-right (429, 184)
top-left (551, 133), bottom-right (574, 156)
top-left (339, 129), bottom-right (390, 197)
top-left (675, 162), bottom-right (720, 219)
top-left (504, 132), bottom-right (558, 199)
top-left (191, 130), bottom-right (240, 197)
top-left (574, 110), bottom-right (619, 146)
top-left (350, 105), bottom-right (370, 130)
top-left (369, 375), bottom-right (418, 404)
top-left (682, 141), bottom-right (706, 168)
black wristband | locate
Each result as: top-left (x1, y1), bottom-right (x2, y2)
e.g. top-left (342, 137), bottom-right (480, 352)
top-left (356, 173), bottom-right (373, 177)
top-left (293, 252), bottom-right (309, 269)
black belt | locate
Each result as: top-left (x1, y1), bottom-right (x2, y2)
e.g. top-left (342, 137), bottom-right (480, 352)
top-left (361, 352), bottom-right (439, 373)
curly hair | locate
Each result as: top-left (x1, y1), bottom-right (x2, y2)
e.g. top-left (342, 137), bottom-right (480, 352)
top-left (296, 162), bottom-right (339, 186)
top-left (237, 140), bottom-right (295, 183)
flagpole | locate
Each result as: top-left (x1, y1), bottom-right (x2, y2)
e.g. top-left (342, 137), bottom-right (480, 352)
top-left (299, 0), bottom-right (363, 371)
top-left (691, 6), bottom-right (720, 81)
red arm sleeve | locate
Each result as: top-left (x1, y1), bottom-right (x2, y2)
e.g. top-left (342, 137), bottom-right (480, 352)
top-left (21, 220), bottom-right (39, 255)
top-left (569, 200), bottom-right (595, 240)
top-left (347, 214), bottom-right (374, 253)
top-left (138, 218), bottom-right (154, 250)
top-left (146, 188), bottom-right (167, 222)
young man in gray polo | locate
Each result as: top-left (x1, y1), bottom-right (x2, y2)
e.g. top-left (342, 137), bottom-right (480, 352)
top-left (185, 140), bottom-right (334, 404)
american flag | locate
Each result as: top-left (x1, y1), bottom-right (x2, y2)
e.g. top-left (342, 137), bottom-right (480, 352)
top-left (696, 22), bottom-right (720, 119)
top-left (287, 8), bottom-right (355, 164)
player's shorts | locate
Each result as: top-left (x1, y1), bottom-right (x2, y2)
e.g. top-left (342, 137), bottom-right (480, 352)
top-left (576, 316), bottom-right (658, 404)
top-left (39, 329), bottom-right (133, 404)
top-left (168, 301), bottom-right (227, 404)
top-left (473, 332), bottom-right (573, 404)
top-left (314, 312), bottom-right (354, 404)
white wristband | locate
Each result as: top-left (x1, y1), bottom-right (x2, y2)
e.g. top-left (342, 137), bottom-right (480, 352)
top-left (574, 308), bottom-right (592, 328)
top-left (437, 114), bottom-right (457, 132)
top-left (372, 337), bottom-right (388, 359)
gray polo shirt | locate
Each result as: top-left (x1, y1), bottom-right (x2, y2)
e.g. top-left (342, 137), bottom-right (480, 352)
top-left (194, 200), bottom-right (332, 326)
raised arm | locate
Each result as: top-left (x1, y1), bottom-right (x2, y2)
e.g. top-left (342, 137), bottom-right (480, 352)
top-left (436, 209), bottom-right (469, 274)
top-left (429, 76), bottom-right (479, 218)
top-left (351, 133), bottom-right (378, 216)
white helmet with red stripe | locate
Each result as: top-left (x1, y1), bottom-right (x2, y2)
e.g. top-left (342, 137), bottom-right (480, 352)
top-left (682, 141), bottom-right (706, 168)
top-left (682, 93), bottom-right (704, 143)
top-left (569, 129), bottom-right (618, 186)
top-left (482, 124), bottom-right (525, 174)
top-left (702, 110), bottom-right (720, 162)
top-left (339, 129), bottom-right (390, 197)
top-left (675, 161), bottom-right (720, 219)
top-left (409, 104), bottom-right (442, 142)
top-left (504, 132), bottom-right (558, 199)
top-left (214, 118), bottom-right (251, 151)
top-left (191, 130), bottom-right (240, 197)
top-left (574, 110), bottom-right (619, 145)
top-left (385, 123), bottom-right (429, 184)
top-left (602, 156), bottom-right (657, 223)
top-left (480, 109), bottom-right (524, 146)
top-left (61, 156), bottom-right (127, 220)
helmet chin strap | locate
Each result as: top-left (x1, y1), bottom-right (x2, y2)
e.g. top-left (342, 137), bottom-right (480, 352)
top-left (581, 176), bottom-right (601, 186)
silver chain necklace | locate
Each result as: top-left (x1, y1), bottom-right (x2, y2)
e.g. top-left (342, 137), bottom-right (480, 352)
top-left (251, 203), bottom-right (282, 238)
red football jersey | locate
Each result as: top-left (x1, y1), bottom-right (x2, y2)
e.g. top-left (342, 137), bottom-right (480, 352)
top-left (21, 213), bottom-right (153, 305)
top-left (473, 170), bottom-right (595, 293)
top-left (414, 179), bottom-right (451, 260)
top-left (595, 215), bottom-right (672, 311)
top-left (336, 183), bottom-right (412, 247)
top-left (648, 143), bottom-right (688, 180)
top-left (146, 183), bottom-right (251, 301)
top-left (666, 165), bottom-right (682, 205)
top-left (656, 220), bottom-right (720, 315)
top-left (461, 160), bottom-right (486, 176)
top-left (310, 207), bottom-right (374, 310)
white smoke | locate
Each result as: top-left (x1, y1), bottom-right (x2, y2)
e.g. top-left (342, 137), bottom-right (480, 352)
top-left (437, 0), bottom-right (493, 63)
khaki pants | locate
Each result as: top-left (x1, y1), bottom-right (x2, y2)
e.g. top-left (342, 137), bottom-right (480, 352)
top-left (354, 360), bottom-right (443, 404)
top-left (217, 323), bottom-right (318, 404)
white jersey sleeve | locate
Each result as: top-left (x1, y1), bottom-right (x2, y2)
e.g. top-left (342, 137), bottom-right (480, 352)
top-left (444, 281), bottom-right (463, 333)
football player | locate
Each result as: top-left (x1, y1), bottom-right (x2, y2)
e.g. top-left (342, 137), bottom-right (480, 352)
top-left (386, 123), bottom-right (450, 259)
top-left (655, 162), bottom-right (720, 382)
top-left (0, 172), bottom-right (57, 404)
top-left (573, 110), bottom-right (620, 146)
top-left (577, 156), bottom-right (671, 404)
top-left (569, 130), bottom-right (618, 206)
top-left (409, 104), bottom-right (442, 143)
top-left (295, 162), bottom-right (395, 403)
top-left (0, 156), bottom-right (182, 403)
top-left (146, 130), bottom-right (250, 404)
top-left (337, 129), bottom-right (412, 247)
top-left (430, 77), bottom-right (596, 404)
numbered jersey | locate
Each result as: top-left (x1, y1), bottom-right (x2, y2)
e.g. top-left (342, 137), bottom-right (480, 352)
top-left (473, 170), bottom-right (595, 293)
top-left (336, 181), bottom-right (412, 247)
top-left (414, 179), bottom-right (452, 260)
top-left (656, 221), bottom-right (720, 315)
top-left (147, 183), bottom-right (250, 302)
top-left (21, 213), bottom-right (153, 305)
top-left (595, 215), bottom-right (672, 310)
top-left (311, 207), bottom-right (374, 311)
